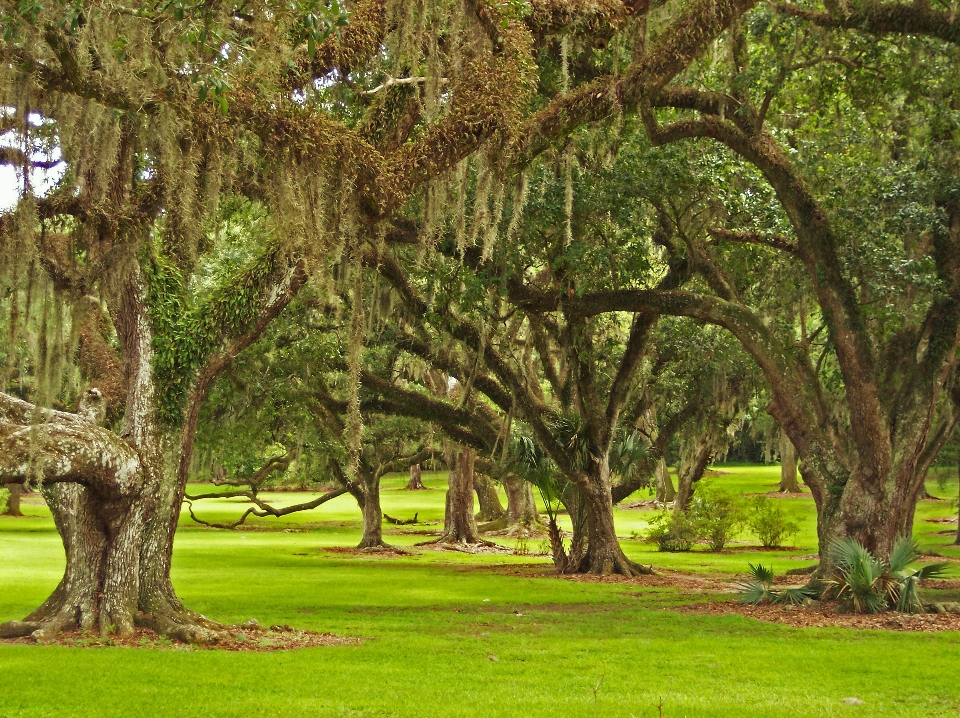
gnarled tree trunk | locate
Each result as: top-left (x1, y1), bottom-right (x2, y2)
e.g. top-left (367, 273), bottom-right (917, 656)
top-left (357, 471), bottom-right (385, 549)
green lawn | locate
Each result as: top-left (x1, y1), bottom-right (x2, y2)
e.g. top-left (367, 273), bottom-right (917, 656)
top-left (2, 465), bottom-right (960, 717)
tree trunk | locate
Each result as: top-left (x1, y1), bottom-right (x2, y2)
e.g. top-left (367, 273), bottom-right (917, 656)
top-left (436, 446), bottom-right (481, 543)
top-left (674, 443), bottom-right (711, 513)
top-left (571, 462), bottom-right (651, 576)
top-left (357, 472), bottom-right (385, 549)
top-left (505, 476), bottom-right (542, 531)
top-left (2, 483), bottom-right (22, 516)
top-left (654, 459), bottom-right (675, 504)
top-left (406, 463), bottom-right (426, 490)
top-left (474, 474), bottom-right (505, 522)
top-left (779, 432), bottom-right (801, 493)
top-left (954, 460), bottom-right (960, 546)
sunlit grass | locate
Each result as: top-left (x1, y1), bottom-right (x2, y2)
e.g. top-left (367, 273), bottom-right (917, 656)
top-left (2, 465), bottom-right (960, 717)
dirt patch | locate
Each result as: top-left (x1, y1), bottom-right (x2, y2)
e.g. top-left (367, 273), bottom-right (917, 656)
top-left (0, 626), bottom-right (361, 651)
top-left (925, 516), bottom-right (958, 525)
top-left (922, 579), bottom-right (960, 590)
top-left (670, 601), bottom-right (960, 632)
top-left (320, 546), bottom-right (413, 557)
top-left (762, 491), bottom-right (810, 498)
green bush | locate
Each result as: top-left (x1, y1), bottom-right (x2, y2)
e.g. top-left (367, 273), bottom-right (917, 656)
top-left (645, 511), bottom-right (701, 552)
top-left (689, 482), bottom-right (746, 551)
top-left (823, 537), bottom-right (950, 614)
top-left (0, 488), bottom-right (8, 515)
top-left (748, 496), bottom-right (800, 548)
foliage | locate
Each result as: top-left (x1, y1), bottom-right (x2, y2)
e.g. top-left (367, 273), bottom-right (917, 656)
top-left (823, 538), bottom-right (950, 614)
top-left (688, 482), bottom-right (747, 552)
top-left (748, 496), bottom-right (800, 548)
top-left (0, 488), bottom-right (7, 515)
top-left (645, 511), bottom-right (701, 552)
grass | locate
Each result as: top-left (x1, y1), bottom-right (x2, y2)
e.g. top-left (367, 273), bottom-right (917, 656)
top-left (2, 465), bottom-right (960, 717)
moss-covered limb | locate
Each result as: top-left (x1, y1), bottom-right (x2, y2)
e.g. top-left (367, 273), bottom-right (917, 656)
top-left (775, 2), bottom-right (960, 46)
top-left (142, 242), bottom-right (306, 427)
top-left (285, 0), bottom-right (389, 87)
top-left (525, 0), bottom-right (643, 38)
top-left (74, 296), bottom-right (126, 424)
top-left (0, 392), bottom-right (143, 501)
top-left (511, 0), bottom-right (759, 167)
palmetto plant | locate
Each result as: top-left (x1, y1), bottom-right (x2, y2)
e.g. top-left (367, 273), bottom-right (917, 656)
top-left (823, 537), bottom-right (949, 614)
top-left (737, 564), bottom-right (818, 605)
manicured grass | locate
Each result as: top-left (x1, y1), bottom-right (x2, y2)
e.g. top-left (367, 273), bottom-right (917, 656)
top-left (2, 465), bottom-right (960, 717)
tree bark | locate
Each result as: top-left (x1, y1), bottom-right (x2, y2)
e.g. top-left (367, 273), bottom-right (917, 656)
top-left (357, 471), bottom-right (385, 549)
top-left (654, 459), bottom-right (676, 504)
top-left (474, 474), bottom-right (505, 522)
top-left (437, 446), bottom-right (481, 543)
top-left (2, 483), bottom-right (22, 516)
top-left (779, 432), bottom-right (801, 493)
top-left (406, 463), bottom-right (425, 490)
top-left (674, 442), bottom-right (711, 512)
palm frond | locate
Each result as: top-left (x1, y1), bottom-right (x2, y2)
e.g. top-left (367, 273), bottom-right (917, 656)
top-left (888, 536), bottom-right (919, 574)
top-left (915, 562), bottom-right (951, 581)
top-left (747, 563), bottom-right (774, 585)
top-left (737, 581), bottom-right (772, 605)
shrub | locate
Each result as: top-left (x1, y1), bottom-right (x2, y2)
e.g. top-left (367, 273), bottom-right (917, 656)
top-left (645, 511), bottom-right (701, 552)
top-left (688, 483), bottom-right (746, 551)
top-left (748, 496), bottom-right (800, 548)
top-left (822, 537), bottom-right (950, 614)
top-left (0, 488), bottom-right (8, 515)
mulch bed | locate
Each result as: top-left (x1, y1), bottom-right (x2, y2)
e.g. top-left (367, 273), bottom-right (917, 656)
top-left (320, 546), bottom-right (412, 557)
top-left (556, 570), bottom-right (731, 591)
top-left (670, 601), bottom-right (960, 632)
top-left (0, 626), bottom-right (361, 651)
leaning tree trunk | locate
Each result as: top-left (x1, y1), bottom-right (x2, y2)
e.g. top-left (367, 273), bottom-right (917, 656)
top-left (435, 446), bottom-right (481, 543)
top-left (406, 463), bottom-right (426, 490)
top-left (474, 474), bottom-right (505, 522)
top-left (2, 482), bottom-right (22, 516)
top-left (779, 432), bottom-right (801, 493)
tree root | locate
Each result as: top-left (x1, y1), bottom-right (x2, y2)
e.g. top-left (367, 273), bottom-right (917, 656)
top-left (135, 611), bottom-right (225, 645)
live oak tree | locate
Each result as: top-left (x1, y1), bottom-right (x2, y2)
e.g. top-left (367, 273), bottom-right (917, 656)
top-left (529, 7), bottom-right (960, 569)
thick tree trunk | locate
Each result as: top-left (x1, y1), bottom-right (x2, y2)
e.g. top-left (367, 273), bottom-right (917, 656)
top-left (779, 433), bottom-right (801, 493)
top-left (674, 443), bottom-right (711, 513)
top-left (357, 472), bottom-right (385, 549)
top-left (2, 483), bottom-right (22, 516)
top-left (406, 463), bottom-right (426, 490)
top-left (436, 446), bottom-right (481, 543)
top-left (570, 463), bottom-right (651, 576)
top-left (505, 475), bottom-right (542, 529)
top-left (654, 459), bottom-right (676, 504)
top-left (955, 461), bottom-right (960, 545)
top-left (474, 474), bottom-right (505, 522)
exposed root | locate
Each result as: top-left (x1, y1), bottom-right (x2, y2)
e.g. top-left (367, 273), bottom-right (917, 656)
top-left (136, 611), bottom-right (225, 645)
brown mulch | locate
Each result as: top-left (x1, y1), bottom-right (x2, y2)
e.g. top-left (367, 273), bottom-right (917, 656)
top-left (670, 601), bottom-right (960, 632)
top-left (555, 570), bottom-right (731, 591)
top-left (925, 516), bottom-right (958, 524)
top-left (0, 626), bottom-right (361, 651)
